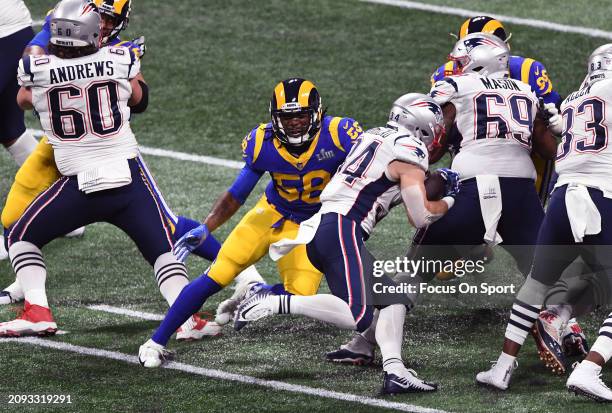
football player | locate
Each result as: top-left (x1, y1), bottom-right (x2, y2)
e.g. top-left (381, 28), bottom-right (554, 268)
top-left (0, 0), bottom-right (212, 338)
top-left (476, 43), bottom-right (612, 392)
top-left (430, 16), bottom-right (559, 203)
top-left (234, 93), bottom-right (459, 394)
top-left (138, 77), bottom-right (362, 366)
top-left (0, 1), bottom-right (258, 334)
top-left (0, 1), bottom-right (39, 258)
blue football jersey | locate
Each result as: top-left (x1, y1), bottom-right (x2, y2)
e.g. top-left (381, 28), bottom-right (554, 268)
top-left (430, 55), bottom-right (561, 105)
top-left (241, 116), bottom-right (362, 222)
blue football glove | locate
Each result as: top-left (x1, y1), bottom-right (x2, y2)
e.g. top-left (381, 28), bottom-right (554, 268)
top-left (173, 223), bottom-right (209, 262)
top-left (436, 168), bottom-right (460, 197)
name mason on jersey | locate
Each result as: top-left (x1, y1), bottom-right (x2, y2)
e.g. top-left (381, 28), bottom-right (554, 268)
top-left (49, 61), bottom-right (114, 85)
top-left (479, 77), bottom-right (521, 91)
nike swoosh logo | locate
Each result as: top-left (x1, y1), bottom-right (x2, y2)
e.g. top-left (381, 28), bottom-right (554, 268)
top-left (390, 380), bottom-right (411, 389)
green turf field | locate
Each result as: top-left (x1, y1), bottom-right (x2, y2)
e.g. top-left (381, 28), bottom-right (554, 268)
top-left (1, 1), bottom-right (611, 412)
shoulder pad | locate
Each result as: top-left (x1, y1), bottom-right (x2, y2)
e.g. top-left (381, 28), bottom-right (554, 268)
top-left (328, 116), bottom-right (362, 152)
top-left (392, 135), bottom-right (428, 171)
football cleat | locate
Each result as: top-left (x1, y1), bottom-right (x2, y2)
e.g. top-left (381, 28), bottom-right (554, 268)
top-left (0, 301), bottom-right (57, 337)
top-left (0, 290), bottom-right (20, 306)
top-left (562, 319), bottom-right (590, 357)
top-left (176, 314), bottom-right (222, 341)
top-left (567, 361), bottom-right (612, 403)
top-left (326, 334), bottom-right (375, 365)
top-left (138, 339), bottom-right (174, 368)
top-left (215, 280), bottom-right (263, 325)
top-left (380, 370), bottom-right (438, 395)
top-left (534, 310), bottom-right (567, 374)
top-left (476, 360), bottom-right (518, 390)
top-left (0, 235), bottom-right (7, 260)
top-left (234, 287), bottom-right (273, 331)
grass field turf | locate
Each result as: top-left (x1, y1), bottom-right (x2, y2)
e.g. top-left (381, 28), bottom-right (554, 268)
top-left (1, 0), bottom-right (612, 412)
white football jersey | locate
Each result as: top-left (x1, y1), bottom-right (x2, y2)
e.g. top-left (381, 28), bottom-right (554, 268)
top-left (0, 0), bottom-right (31, 38)
top-left (555, 78), bottom-right (612, 193)
top-left (430, 74), bottom-right (538, 180)
top-left (319, 126), bottom-right (429, 235)
top-left (18, 47), bottom-right (141, 176)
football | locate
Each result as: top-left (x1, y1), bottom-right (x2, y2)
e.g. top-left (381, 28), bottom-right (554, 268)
top-left (425, 170), bottom-right (446, 201)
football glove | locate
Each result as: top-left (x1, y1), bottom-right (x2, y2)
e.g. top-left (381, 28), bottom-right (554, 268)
top-left (131, 36), bottom-right (146, 58)
top-left (543, 102), bottom-right (562, 135)
top-left (436, 168), bottom-right (460, 197)
top-left (173, 223), bottom-right (209, 262)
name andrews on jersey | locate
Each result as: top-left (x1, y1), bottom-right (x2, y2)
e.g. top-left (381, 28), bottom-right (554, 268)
top-left (49, 60), bottom-right (114, 84)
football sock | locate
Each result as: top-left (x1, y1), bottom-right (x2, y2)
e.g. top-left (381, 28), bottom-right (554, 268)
top-left (590, 312), bottom-right (612, 362)
top-left (360, 308), bottom-right (379, 344)
top-left (505, 299), bottom-right (541, 345)
top-left (9, 241), bottom-right (48, 308)
top-left (6, 130), bottom-right (37, 166)
top-left (2, 280), bottom-right (23, 299)
top-left (152, 274), bottom-right (222, 346)
top-left (154, 252), bottom-right (189, 305)
top-left (234, 264), bottom-right (265, 286)
top-left (496, 352), bottom-right (517, 369)
top-left (256, 283), bottom-right (289, 295)
top-left (376, 304), bottom-right (406, 374)
top-left (273, 294), bottom-right (356, 329)
top-left (173, 216), bottom-right (221, 261)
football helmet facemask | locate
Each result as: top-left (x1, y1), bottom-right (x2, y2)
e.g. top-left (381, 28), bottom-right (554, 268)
top-left (94, 0), bottom-right (131, 43)
top-left (270, 78), bottom-right (323, 149)
top-left (387, 93), bottom-right (445, 152)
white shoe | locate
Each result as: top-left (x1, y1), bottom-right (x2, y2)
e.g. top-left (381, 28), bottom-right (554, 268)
top-left (476, 360), bottom-right (518, 390)
top-left (0, 281), bottom-right (25, 305)
top-left (138, 339), bottom-right (173, 368)
top-left (0, 235), bottom-right (7, 260)
top-left (567, 361), bottom-right (612, 402)
top-left (64, 226), bottom-right (85, 238)
top-left (234, 288), bottom-right (274, 331)
top-left (176, 314), bottom-right (222, 341)
top-left (215, 280), bottom-right (261, 325)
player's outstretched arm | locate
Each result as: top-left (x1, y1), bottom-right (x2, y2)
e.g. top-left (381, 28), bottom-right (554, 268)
top-left (203, 191), bottom-right (242, 232)
top-left (388, 161), bottom-right (455, 229)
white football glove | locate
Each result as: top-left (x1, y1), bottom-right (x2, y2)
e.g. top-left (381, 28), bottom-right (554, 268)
top-left (544, 102), bottom-right (563, 135)
top-left (215, 298), bottom-right (239, 325)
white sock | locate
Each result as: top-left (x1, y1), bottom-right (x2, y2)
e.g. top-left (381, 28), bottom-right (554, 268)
top-left (9, 241), bottom-right (48, 307)
top-left (235, 265), bottom-right (265, 285)
top-left (581, 359), bottom-right (603, 372)
top-left (376, 304), bottom-right (407, 374)
top-left (497, 352), bottom-right (516, 369)
top-left (275, 294), bottom-right (356, 330)
top-left (359, 308), bottom-right (379, 344)
top-left (6, 130), bottom-right (37, 166)
top-left (2, 279), bottom-right (23, 299)
top-left (154, 252), bottom-right (189, 305)
top-left (591, 313), bottom-right (612, 362)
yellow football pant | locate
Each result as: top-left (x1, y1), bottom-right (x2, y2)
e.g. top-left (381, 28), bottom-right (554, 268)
top-left (207, 196), bottom-right (322, 295)
top-left (2, 137), bottom-right (61, 229)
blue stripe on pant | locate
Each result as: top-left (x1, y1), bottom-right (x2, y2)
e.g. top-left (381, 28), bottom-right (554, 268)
top-left (7, 158), bottom-right (174, 266)
top-left (306, 213), bottom-right (373, 332)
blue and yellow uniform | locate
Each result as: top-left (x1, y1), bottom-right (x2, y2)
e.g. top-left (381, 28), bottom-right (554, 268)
top-left (206, 116), bottom-right (362, 295)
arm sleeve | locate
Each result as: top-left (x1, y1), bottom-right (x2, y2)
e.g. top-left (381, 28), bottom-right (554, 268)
top-left (430, 78), bottom-right (458, 105)
top-left (17, 57), bottom-right (33, 87)
top-left (127, 48), bottom-right (141, 79)
top-left (27, 13), bottom-right (51, 50)
top-left (227, 164), bottom-right (264, 204)
top-left (337, 117), bottom-right (363, 151)
top-left (529, 60), bottom-right (561, 106)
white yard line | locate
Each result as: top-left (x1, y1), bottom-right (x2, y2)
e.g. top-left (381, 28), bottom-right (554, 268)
top-left (27, 129), bottom-right (244, 170)
top-left (86, 304), bottom-right (164, 321)
top-left (0, 337), bottom-right (450, 413)
top-left (360, 0), bottom-right (612, 40)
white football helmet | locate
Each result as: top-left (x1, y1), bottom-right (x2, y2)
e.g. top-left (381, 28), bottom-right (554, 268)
top-left (449, 32), bottom-right (509, 77)
top-left (50, 0), bottom-right (101, 48)
top-left (387, 93), bottom-right (445, 150)
top-left (587, 44), bottom-right (612, 85)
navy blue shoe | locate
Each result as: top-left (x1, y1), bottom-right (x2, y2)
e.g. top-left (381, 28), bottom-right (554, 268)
top-left (381, 370), bottom-right (438, 395)
top-left (325, 347), bottom-right (374, 365)
top-left (535, 311), bottom-right (567, 375)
